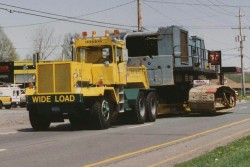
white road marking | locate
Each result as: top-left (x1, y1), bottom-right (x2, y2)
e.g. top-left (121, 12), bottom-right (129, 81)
top-left (0, 149), bottom-right (7, 152)
top-left (239, 107), bottom-right (248, 110)
top-left (0, 131), bottom-right (17, 135)
top-left (127, 123), bottom-right (153, 129)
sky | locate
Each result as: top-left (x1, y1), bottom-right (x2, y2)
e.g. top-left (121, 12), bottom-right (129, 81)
top-left (0, 0), bottom-right (250, 69)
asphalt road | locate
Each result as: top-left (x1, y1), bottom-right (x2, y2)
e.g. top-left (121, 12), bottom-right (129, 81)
top-left (0, 102), bottom-right (250, 167)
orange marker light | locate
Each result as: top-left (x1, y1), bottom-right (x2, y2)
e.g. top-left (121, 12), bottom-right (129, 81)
top-left (98, 80), bottom-right (103, 87)
top-left (105, 30), bottom-right (109, 37)
top-left (92, 31), bottom-right (96, 37)
top-left (82, 32), bottom-right (87, 38)
top-left (114, 29), bottom-right (119, 35)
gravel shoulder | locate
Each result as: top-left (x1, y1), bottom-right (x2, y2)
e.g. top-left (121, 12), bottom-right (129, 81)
top-left (0, 107), bottom-right (29, 129)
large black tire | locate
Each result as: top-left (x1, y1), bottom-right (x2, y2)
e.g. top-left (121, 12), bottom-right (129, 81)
top-left (146, 92), bottom-right (158, 122)
top-left (5, 105), bottom-right (11, 109)
top-left (91, 97), bottom-right (112, 130)
top-left (134, 91), bottom-right (146, 124)
top-left (229, 94), bottom-right (236, 108)
top-left (29, 111), bottom-right (51, 131)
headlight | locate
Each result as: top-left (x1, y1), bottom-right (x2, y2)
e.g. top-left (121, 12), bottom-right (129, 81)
top-left (73, 73), bottom-right (78, 78)
top-left (73, 83), bottom-right (79, 88)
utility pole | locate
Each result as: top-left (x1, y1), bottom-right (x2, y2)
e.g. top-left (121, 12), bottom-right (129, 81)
top-left (137, 0), bottom-right (142, 32)
top-left (234, 8), bottom-right (247, 96)
top-left (238, 8), bottom-right (246, 96)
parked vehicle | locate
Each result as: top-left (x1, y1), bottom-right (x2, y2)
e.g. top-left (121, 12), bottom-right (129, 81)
top-left (0, 83), bottom-right (22, 109)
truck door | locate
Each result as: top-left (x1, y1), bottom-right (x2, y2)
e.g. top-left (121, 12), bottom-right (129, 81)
top-left (116, 47), bottom-right (127, 84)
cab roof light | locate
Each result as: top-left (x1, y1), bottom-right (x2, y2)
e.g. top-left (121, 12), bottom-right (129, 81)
top-left (92, 31), bottom-right (96, 38)
top-left (82, 32), bottom-right (87, 38)
top-left (114, 29), bottom-right (119, 36)
top-left (105, 30), bottom-right (110, 37)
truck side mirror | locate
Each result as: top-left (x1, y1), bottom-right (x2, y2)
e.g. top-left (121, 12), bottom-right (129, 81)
top-left (102, 48), bottom-right (110, 59)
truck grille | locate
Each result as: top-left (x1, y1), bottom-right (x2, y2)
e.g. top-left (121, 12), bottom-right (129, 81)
top-left (37, 63), bottom-right (71, 93)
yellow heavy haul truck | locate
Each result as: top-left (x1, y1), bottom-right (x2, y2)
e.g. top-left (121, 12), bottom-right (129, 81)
top-left (26, 30), bottom-right (158, 130)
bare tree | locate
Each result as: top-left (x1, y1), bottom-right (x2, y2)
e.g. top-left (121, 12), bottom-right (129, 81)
top-left (0, 27), bottom-right (19, 61)
top-left (33, 26), bottom-right (60, 60)
top-left (61, 33), bottom-right (73, 60)
top-left (61, 33), bottom-right (80, 60)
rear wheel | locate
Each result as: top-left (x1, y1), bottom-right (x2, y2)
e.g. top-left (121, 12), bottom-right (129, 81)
top-left (134, 91), bottom-right (146, 124)
top-left (146, 92), bottom-right (158, 122)
top-left (29, 111), bottom-right (51, 131)
top-left (92, 97), bottom-right (112, 129)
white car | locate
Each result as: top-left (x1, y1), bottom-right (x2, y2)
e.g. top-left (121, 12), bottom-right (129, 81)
top-left (20, 89), bottom-right (26, 107)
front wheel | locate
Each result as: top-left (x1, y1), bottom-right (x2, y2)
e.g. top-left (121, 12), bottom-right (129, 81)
top-left (146, 92), bottom-right (158, 122)
top-left (91, 97), bottom-right (112, 129)
top-left (29, 111), bottom-right (51, 131)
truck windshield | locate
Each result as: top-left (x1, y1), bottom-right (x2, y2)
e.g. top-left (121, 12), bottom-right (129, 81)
top-left (77, 46), bottom-right (112, 64)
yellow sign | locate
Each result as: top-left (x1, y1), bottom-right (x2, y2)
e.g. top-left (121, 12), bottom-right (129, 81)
top-left (85, 39), bottom-right (103, 44)
top-left (31, 95), bottom-right (75, 103)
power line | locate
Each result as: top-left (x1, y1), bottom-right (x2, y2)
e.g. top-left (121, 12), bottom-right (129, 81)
top-left (144, 0), bottom-right (250, 8)
top-left (142, 1), bottom-right (182, 26)
top-left (142, 1), bottom-right (235, 47)
top-left (0, 1), bottom-right (137, 29)
top-left (207, 0), bottom-right (235, 16)
top-left (0, 7), bottom-right (135, 31)
top-left (213, 0), bottom-right (236, 15)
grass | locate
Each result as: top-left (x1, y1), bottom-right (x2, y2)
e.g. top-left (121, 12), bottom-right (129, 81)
top-left (238, 96), bottom-right (250, 101)
top-left (175, 135), bottom-right (250, 167)
top-left (225, 73), bottom-right (250, 83)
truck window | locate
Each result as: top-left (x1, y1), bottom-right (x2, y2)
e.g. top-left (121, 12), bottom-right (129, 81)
top-left (77, 48), bottom-right (86, 62)
top-left (180, 31), bottom-right (188, 64)
top-left (116, 47), bottom-right (122, 62)
top-left (78, 46), bottom-right (113, 64)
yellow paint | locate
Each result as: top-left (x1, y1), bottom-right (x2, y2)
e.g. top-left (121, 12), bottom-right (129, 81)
top-left (82, 87), bottom-right (105, 96)
top-left (148, 128), bottom-right (250, 167)
top-left (127, 66), bottom-right (149, 89)
top-left (32, 96), bottom-right (51, 103)
top-left (25, 88), bottom-right (36, 95)
top-left (31, 95), bottom-right (75, 103)
top-left (83, 118), bottom-right (250, 167)
top-left (0, 96), bottom-right (11, 104)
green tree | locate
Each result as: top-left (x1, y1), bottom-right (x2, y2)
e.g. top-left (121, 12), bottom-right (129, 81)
top-left (0, 27), bottom-right (19, 61)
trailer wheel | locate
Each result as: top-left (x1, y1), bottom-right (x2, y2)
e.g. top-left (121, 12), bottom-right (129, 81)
top-left (229, 95), bottom-right (236, 108)
top-left (146, 92), bottom-right (158, 122)
top-left (134, 91), bottom-right (146, 124)
top-left (92, 97), bottom-right (112, 129)
top-left (29, 111), bottom-right (51, 131)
